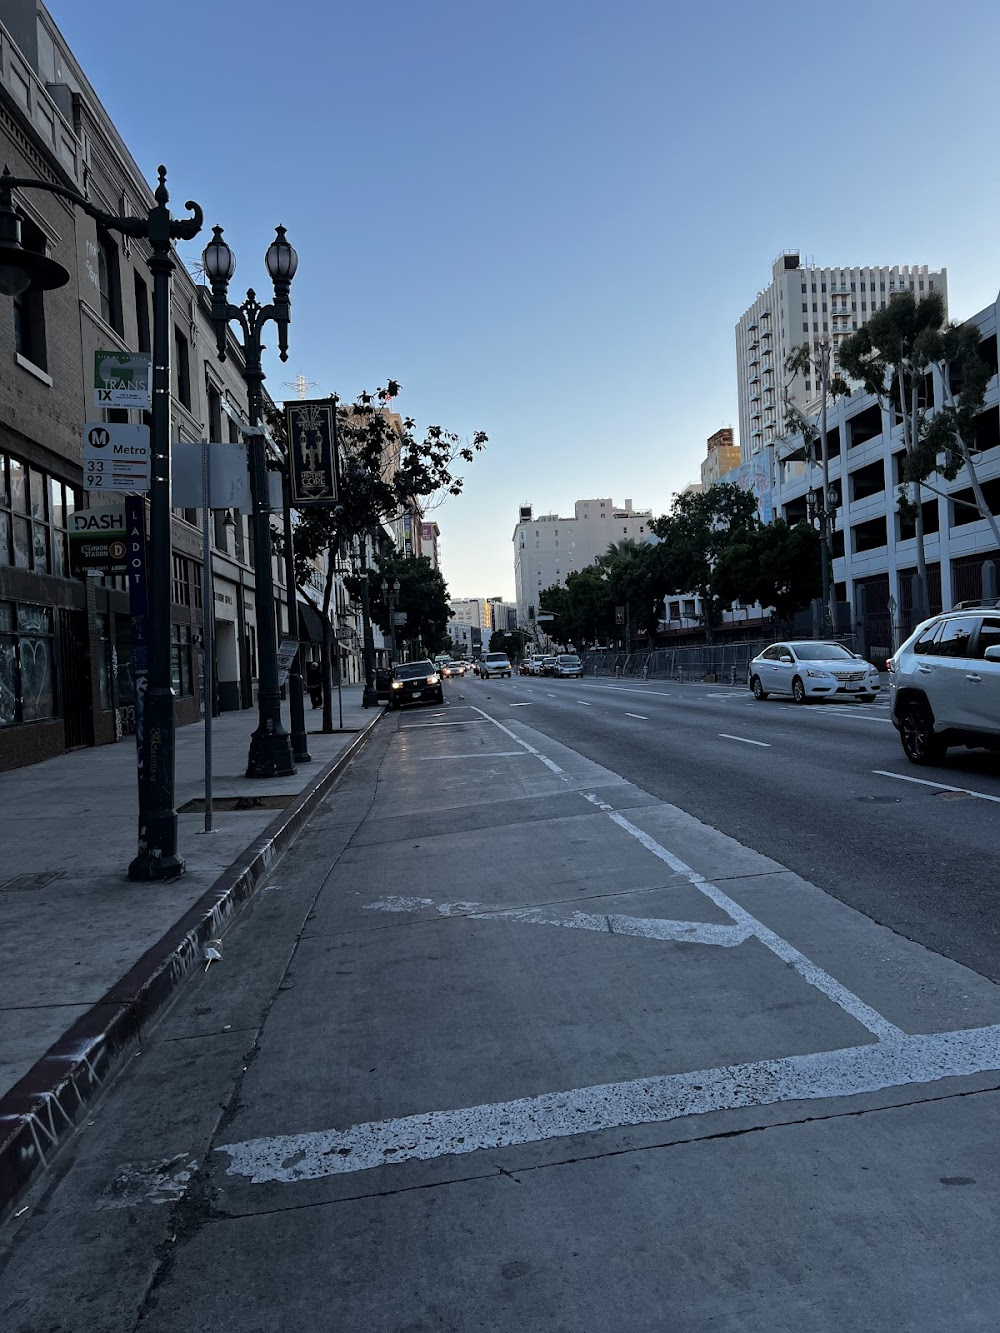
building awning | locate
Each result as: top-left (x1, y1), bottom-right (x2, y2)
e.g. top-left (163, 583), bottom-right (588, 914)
top-left (298, 601), bottom-right (327, 644)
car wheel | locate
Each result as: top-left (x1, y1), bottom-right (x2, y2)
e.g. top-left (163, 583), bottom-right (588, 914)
top-left (900, 702), bottom-right (946, 764)
top-left (792, 676), bottom-right (808, 705)
top-left (859, 693), bottom-right (876, 703)
top-left (751, 675), bottom-right (768, 701)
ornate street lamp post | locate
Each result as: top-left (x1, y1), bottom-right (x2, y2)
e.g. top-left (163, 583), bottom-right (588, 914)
top-left (381, 577), bottom-right (401, 664)
top-left (0, 165), bottom-right (202, 880)
top-left (202, 224), bottom-right (298, 778)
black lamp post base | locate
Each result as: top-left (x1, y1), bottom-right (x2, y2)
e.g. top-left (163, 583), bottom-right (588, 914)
top-left (246, 727), bottom-right (297, 779)
top-left (363, 686), bottom-right (381, 708)
top-left (128, 846), bottom-right (186, 882)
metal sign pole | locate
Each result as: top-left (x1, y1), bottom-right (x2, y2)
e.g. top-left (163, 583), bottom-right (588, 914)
top-left (199, 439), bottom-right (215, 835)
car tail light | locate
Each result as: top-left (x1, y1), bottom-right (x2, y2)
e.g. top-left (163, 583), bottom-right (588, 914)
top-left (885, 658), bottom-right (894, 674)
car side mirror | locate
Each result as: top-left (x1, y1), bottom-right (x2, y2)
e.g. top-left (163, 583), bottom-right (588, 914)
top-left (984, 645), bottom-right (1000, 662)
top-left (780, 654), bottom-right (793, 663)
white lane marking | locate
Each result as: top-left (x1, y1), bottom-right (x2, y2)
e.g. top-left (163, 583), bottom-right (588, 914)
top-left (470, 705), bottom-right (563, 773)
top-left (624, 713), bottom-right (649, 721)
top-left (582, 794), bottom-right (900, 1042)
top-left (602, 686), bottom-right (674, 698)
top-left (509, 703), bottom-right (532, 707)
top-left (718, 733), bottom-right (771, 748)
top-left (398, 719), bottom-right (489, 729)
top-left (576, 700), bottom-right (593, 707)
top-left (364, 895), bottom-right (752, 949)
top-left (420, 751), bottom-right (529, 760)
top-left (873, 771), bottom-right (1000, 804)
top-left (216, 1024), bottom-right (1000, 1182)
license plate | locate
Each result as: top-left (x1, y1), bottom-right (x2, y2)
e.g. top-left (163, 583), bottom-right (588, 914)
top-left (411, 689), bottom-right (422, 697)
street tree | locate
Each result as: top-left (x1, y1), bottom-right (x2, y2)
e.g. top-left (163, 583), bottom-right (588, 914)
top-left (712, 520), bottom-right (822, 630)
top-left (650, 484), bottom-right (759, 642)
top-left (361, 551), bottom-right (452, 657)
top-left (277, 384), bottom-right (486, 729)
top-left (489, 627), bottom-right (531, 658)
top-left (539, 568), bottom-right (614, 648)
top-left (837, 292), bottom-right (945, 617)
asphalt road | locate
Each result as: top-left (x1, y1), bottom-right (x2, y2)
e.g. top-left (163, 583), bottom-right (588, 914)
top-left (6, 689), bottom-right (1000, 1330)
top-left (455, 671), bottom-right (1000, 980)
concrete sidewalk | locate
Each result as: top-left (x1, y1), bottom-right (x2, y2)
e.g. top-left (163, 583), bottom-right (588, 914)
top-left (0, 687), bottom-right (381, 1208)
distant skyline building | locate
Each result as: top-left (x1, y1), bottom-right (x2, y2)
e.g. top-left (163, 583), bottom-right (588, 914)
top-left (513, 498), bottom-right (653, 626)
top-left (735, 252), bottom-right (948, 461)
top-left (700, 427), bottom-right (740, 490)
top-left (447, 598), bottom-right (485, 628)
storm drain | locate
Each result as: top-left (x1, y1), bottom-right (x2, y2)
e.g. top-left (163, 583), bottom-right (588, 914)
top-left (178, 795), bottom-right (296, 814)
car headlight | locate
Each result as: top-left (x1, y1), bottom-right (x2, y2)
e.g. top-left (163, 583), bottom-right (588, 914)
top-left (805, 669), bottom-right (831, 678)
top-left (427, 674), bottom-right (439, 685)
top-left (391, 681), bottom-right (403, 690)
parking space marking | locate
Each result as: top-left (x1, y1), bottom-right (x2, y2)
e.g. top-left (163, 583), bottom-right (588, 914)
top-left (398, 719), bottom-right (490, 729)
top-left (217, 1024), bottom-right (1000, 1184)
top-left (582, 793), bottom-right (901, 1041)
top-left (421, 751), bottom-right (529, 760)
top-left (719, 733), bottom-right (771, 747)
top-left (470, 705), bottom-right (563, 773)
top-left (873, 771), bottom-right (1000, 804)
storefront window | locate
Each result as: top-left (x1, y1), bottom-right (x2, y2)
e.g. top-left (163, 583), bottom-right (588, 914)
top-left (0, 458), bottom-right (75, 577)
top-left (0, 601), bottom-right (56, 725)
top-left (170, 623), bottom-right (193, 696)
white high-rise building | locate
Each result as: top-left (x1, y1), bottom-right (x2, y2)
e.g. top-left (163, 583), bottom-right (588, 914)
top-left (513, 498), bottom-right (653, 626)
top-left (736, 252), bottom-right (947, 461)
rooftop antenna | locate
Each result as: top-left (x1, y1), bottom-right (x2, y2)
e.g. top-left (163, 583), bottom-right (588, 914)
top-left (283, 372), bottom-right (318, 400)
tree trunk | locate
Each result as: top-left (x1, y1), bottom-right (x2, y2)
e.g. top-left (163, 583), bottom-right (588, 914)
top-left (941, 364), bottom-right (1000, 551)
top-left (320, 558), bottom-right (335, 734)
top-left (900, 370), bottom-right (929, 619)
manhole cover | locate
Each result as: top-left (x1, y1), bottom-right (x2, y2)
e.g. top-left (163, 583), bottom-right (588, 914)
top-left (178, 795), bottom-right (295, 814)
top-left (857, 796), bottom-right (901, 804)
top-left (0, 870), bottom-right (66, 891)
top-left (935, 790), bottom-right (972, 801)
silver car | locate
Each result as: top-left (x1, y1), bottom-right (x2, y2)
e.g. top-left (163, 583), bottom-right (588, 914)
top-left (749, 641), bottom-right (880, 704)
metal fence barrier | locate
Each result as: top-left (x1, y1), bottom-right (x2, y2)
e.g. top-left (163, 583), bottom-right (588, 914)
top-left (580, 634), bottom-right (859, 684)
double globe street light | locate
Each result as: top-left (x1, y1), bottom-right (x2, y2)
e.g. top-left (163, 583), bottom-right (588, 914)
top-left (0, 165), bottom-right (202, 881)
top-left (202, 224), bottom-right (300, 779)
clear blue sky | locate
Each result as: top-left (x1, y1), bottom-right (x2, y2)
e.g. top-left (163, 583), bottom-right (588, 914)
top-left (51, 0), bottom-right (1000, 601)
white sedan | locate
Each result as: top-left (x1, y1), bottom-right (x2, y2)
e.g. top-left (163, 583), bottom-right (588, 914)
top-left (748, 641), bottom-right (881, 704)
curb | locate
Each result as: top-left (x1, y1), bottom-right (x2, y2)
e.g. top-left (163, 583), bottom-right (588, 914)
top-left (0, 710), bottom-right (383, 1221)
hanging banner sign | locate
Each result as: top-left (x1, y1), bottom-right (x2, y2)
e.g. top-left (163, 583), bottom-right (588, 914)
top-left (285, 398), bottom-right (338, 505)
top-left (93, 351), bottom-right (152, 409)
top-left (125, 496), bottom-right (150, 778)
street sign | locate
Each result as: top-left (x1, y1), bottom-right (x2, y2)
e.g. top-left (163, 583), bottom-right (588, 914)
top-left (93, 351), bottom-right (151, 409)
top-left (83, 422), bottom-right (151, 493)
top-left (276, 636), bottom-right (299, 687)
top-left (285, 398), bottom-right (338, 505)
top-left (536, 613), bottom-right (555, 622)
top-left (393, 611), bottom-right (407, 626)
top-left (171, 442), bottom-right (251, 510)
top-left (615, 606), bottom-right (625, 624)
top-left (68, 504), bottom-right (126, 576)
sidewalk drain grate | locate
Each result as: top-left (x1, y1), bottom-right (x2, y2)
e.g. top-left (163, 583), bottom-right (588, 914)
top-left (178, 795), bottom-right (296, 814)
top-left (1, 870), bottom-right (66, 891)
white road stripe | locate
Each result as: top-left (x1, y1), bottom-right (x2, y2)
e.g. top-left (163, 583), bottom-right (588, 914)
top-left (873, 770), bottom-right (1000, 804)
top-left (420, 752), bottom-right (528, 760)
top-left (470, 705), bottom-right (563, 773)
top-left (398, 719), bottom-right (489, 729)
top-left (583, 794), bottom-right (900, 1041)
top-left (576, 700), bottom-right (593, 706)
top-left (624, 713), bottom-right (649, 720)
top-left (508, 702), bottom-right (532, 707)
top-left (216, 1025), bottom-right (1000, 1182)
top-left (718, 733), bottom-right (771, 747)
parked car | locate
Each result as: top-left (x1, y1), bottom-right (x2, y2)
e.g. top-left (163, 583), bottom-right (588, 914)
top-left (889, 605), bottom-right (1000, 763)
top-left (389, 659), bottom-right (444, 709)
top-left (479, 651), bottom-right (512, 679)
top-left (554, 653), bottom-right (583, 678)
top-left (541, 655), bottom-right (558, 676)
top-left (748, 641), bottom-right (881, 704)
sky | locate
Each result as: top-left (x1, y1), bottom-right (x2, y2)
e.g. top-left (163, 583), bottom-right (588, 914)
top-left (49, 0), bottom-right (1000, 602)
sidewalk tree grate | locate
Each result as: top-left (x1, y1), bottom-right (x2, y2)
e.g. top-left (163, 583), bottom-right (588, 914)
top-left (177, 795), bottom-right (297, 814)
top-left (1, 871), bottom-right (65, 891)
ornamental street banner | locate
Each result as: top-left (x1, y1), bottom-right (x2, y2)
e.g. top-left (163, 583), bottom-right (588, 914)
top-left (285, 398), bottom-right (338, 505)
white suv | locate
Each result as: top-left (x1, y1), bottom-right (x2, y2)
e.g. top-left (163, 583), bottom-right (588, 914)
top-left (889, 604), bottom-right (1000, 763)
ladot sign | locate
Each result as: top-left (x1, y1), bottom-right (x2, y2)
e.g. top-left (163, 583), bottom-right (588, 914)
top-left (69, 504), bottom-right (127, 576)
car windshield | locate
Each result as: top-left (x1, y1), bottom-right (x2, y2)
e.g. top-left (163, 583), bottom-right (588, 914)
top-left (486, 654), bottom-right (508, 663)
top-left (557, 656), bottom-right (580, 664)
top-left (395, 661), bottom-right (435, 680)
top-left (792, 642), bottom-right (857, 662)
